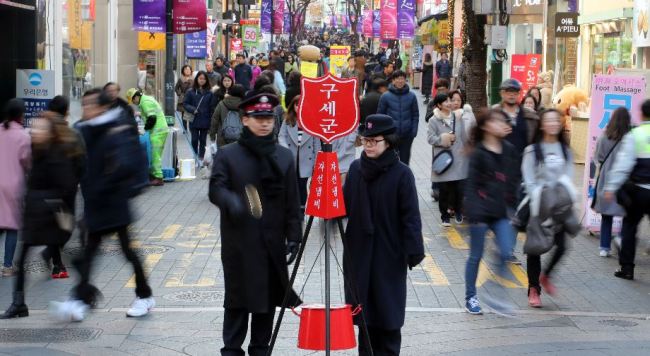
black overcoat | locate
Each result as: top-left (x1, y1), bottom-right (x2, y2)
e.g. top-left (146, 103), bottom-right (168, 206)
top-left (421, 63), bottom-right (434, 95)
top-left (343, 159), bottom-right (424, 330)
top-left (209, 142), bottom-right (302, 313)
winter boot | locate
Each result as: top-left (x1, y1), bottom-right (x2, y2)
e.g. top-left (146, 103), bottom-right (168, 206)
top-left (614, 265), bottom-right (634, 280)
top-left (0, 292), bottom-right (29, 319)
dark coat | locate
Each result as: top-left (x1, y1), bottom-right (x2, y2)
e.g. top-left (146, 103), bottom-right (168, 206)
top-left (359, 91), bottom-right (382, 126)
top-left (421, 63), bottom-right (434, 95)
top-left (343, 158), bottom-right (424, 330)
top-left (377, 84), bottom-right (419, 139)
top-left (234, 63), bottom-right (252, 91)
top-left (284, 84), bottom-right (301, 109)
top-left (209, 95), bottom-right (242, 145)
top-left (464, 142), bottom-right (519, 223)
top-left (435, 59), bottom-right (452, 79)
top-left (184, 88), bottom-right (217, 129)
top-left (78, 108), bottom-right (143, 233)
top-left (209, 143), bottom-right (302, 313)
top-left (22, 144), bottom-right (85, 246)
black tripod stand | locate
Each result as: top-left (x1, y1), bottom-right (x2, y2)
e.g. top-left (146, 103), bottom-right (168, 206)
top-left (267, 145), bottom-right (374, 356)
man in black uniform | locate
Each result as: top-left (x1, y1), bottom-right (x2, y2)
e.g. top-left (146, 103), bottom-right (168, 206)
top-left (209, 93), bottom-right (302, 356)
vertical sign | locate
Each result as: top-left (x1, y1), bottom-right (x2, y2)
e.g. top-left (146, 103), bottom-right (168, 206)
top-left (273, 0), bottom-right (284, 34)
top-left (283, 2), bottom-right (291, 34)
top-left (16, 70), bottom-right (55, 128)
top-left (133, 0), bottom-right (166, 32)
top-left (185, 31), bottom-right (207, 58)
top-left (380, 0), bottom-right (398, 39)
top-left (261, 0), bottom-right (272, 33)
top-left (329, 46), bottom-right (351, 77)
top-left (372, 10), bottom-right (381, 38)
top-left (397, 0), bottom-right (415, 39)
top-left (173, 0), bottom-right (207, 33)
top-left (363, 9), bottom-right (373, 37)
top-left (509, 54), bottom-right (541, 100)
top-left (230, 38), bottom-right (243, 60)
top-left (583, 75), bottom-right (646, 231)
top-left (241, 19), bottom-right (260, 47)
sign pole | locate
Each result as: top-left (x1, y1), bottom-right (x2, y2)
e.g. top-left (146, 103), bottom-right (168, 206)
top-left (322, 142), bottom-right (333, 356)
top-left (164, 0), bottom-right (175, 116)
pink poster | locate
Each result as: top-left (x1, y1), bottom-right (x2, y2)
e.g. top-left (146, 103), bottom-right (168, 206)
top-left (273, 0), bottom-right (284, 34)
top-left (380, 0), bottom-right (397, 40)
top-left (173, 0), bottom-right (207, 34)
top-left (583, 75), bottom-right (646, 231)
top-left (363, 9), bottom-right (373, 37)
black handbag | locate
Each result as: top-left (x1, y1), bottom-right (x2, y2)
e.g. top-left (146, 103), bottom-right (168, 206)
top-left (432, 113), bottom-right (456, 175)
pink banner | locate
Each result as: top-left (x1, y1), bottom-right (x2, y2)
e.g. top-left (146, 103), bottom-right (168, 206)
top-left (363, 9), bottom-right (373, 37)
top-left (380, 0), bottom-right (397, 40)
top-left (583, 75), bottom-right (647, 231)
top-left (273, 0), bottom-right (284, 34)
top-left (173, 0), bottom-right (207, 34)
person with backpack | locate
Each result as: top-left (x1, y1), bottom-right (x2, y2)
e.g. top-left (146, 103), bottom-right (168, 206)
top-left (210, 84), bottom-right (245, 147)
top-left (49, 89), bottom-right (154, 321)
top-left (522, 109), bottom-right (575, 308)
top-left (184, 71), bottom-right (218, 163)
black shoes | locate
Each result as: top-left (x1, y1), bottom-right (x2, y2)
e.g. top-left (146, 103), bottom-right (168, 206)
top-left (0, 292), bottom-right (29, 319)
top-left (614, 267), bottom-right (634, 280)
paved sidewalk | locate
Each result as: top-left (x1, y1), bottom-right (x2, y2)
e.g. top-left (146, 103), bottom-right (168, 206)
top-left (2, 93), bottom-right (650, 354)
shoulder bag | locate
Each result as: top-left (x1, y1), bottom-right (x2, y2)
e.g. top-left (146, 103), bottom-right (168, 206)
top-left (590, 140), bottom-right (620, 209)
top-left (183, 90), bottom-right (206, 123)
top-left (432, 113), bottom-right (456, 175)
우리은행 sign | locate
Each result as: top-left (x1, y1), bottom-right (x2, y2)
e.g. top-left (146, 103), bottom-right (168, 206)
top-left (16, 69), bottom-right (55, 128)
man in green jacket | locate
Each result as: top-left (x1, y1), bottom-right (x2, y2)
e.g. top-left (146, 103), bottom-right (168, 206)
top-left (126, 88), bottom-right (168, 186)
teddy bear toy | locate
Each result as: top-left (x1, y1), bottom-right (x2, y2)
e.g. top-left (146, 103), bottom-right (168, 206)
top-left (552, 84), bottom-right (590, 138)
top-left (537, 70), bottom-right (554, 109)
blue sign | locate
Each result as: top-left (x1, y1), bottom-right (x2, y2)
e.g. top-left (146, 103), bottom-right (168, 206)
top-left (16, 69), bottom-right (55, 128)
top-left (185, 31), bottom-right (207, 59)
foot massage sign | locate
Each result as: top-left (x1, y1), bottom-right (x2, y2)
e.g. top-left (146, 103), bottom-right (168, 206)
top-left (582, 75), bottom-right (646, 231)
top-left (298, 73), bottom-right (359, 219)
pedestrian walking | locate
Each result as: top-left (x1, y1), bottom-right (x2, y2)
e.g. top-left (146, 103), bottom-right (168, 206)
top-left (278, 95), bottom-right (320, 215)
top-left (0, 99), bottom-right (31, 278)
top-left (463, 109), bottom-right (519, 315)
top-left (205, 60), bottom-right (222, 88)
top-left (126, 88), bottom-right (169, 186)
top-left (377, 70), bottom-right (419, 165)
top-left (591, 108), bottom-right (631, 256)
top-left (284, 53), bottom-right (299, 78)
top-left (523, 109), bottom-right (576, 307)
top-left (493, 79), bottom-right (539, 154)
top-left (249, 57), bottom-right (262, 89)
top-left (209, 84), bottom-right (245, 147)
top-left (175, 64), bottom-right (194, 132)
top-left (1, 109), bottom-right (85, 319)
top-left (449, 90), bottom-right (476, 137)
top-left (234, 54), bottom-right (253, 92)
top-left (421, 53), bottom-right (434, 104)
top-left (209, 93), bottom-right (302, 356)
top-left (604, 100), bottom-right (650, 280)
top-left (184, 71), bottom-right (218, 161)
top-left (51, 89), bottom-right (154, 321)
top-left (427, 93), bottom-right (469, 226)
top-left (343, 114), bottom-right (424, 355)
top-left (522, 95), bottom-right (539, 113)
top-left (435, 52), bottom-right (452, 81)
top-left (526, 87), bottom-right (544, 112)
top-left (284, 71), bottom-right (302, 110)
top-left (214, 74), bottom-right (234, 104)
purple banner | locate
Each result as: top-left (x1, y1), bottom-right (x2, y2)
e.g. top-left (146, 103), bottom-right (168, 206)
top-left (381, 0), bottom-right (397, 40)
top-left (133, 0), bottom-right (165, 32)
top-left (185, 31), bottom-right (207, 59)
top-left (330, 14), bottom-right (337, 28)
top-left (397, 0), bottom-right (415, 39)
top-left (372, 10), bottom-right (381, 38)
top-left (173, 0), bottom-right (207, 34)
top-left (261, 0), bottom-right (272, 33)
top-left (273, 0), bottom-right (284, 34)
top-left (283, 4), bottom-right (291, 34)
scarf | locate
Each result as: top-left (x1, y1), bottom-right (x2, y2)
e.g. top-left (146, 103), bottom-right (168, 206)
top-left (238, 126), bottom-right (284, 196)
top-left (358, 149), bottom-right (399, 235)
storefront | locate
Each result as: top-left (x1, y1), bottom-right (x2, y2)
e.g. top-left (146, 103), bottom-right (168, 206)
top-left (503, 0), bottom-right (545, 79)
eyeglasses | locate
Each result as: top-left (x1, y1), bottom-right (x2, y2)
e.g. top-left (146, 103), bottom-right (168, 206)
top-left (360, 137), bottom-right (385, 147)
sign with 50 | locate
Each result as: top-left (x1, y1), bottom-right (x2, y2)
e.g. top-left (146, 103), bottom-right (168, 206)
top-left (240, 19), bottom-right (259, 46)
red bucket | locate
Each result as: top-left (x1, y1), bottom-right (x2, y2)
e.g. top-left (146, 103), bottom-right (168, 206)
top-left (292, 303), bottom-right (361, 350)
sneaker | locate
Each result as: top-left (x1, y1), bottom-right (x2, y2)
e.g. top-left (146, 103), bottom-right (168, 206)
top-left (507, 255), bottom-right (522, 265)
top-left (50, 300), bottom-right (88, 322)
top-left (539, 274), bottom-right (556, 296)
top-left (126, 297), bottom-right (155, 317)
top-left (441, 218), bottom-right (451, 227)
top-left (599, 249), bottom-right (611, 257)
top-left (455, 214), bottom-right (464, 224)
top-left (56, 266), bottom-right (69, 279)
top-left (465, 297), bottom-right (482, 315)
top-left (528, 287), bottom-right (542, 308)
top-left (1, 266), bottom-right (15, 277)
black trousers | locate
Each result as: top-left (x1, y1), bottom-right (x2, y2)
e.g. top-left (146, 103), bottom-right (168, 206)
top-left (191, 127), bottom-right (209, 159)
top-left (527, 230), bottom-right (566, 291)
top-left (397, 138), bottom-right (414, 166)
top-left (358, 327), bottom-right (402, 356)
top-left (620, 186), bottom-right (650, 269)
top-left (73, 225), bottom-right (152, 305)
top-left (438, 180), bottom-right (464, 220)
top-left (221, 308), bottom-right (275, 356)
top-left (297, 177), bottom-right (309, 214)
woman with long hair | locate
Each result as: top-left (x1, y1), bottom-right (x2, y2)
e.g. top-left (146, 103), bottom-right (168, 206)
top-left (526, 87), bottom-right (544, 111)
top-left (449, 90), bottom-right (475, 137)
top-left (184, 71), bottom-right (217, 162)
top-left (522, 108), bottom-right (575, 308)
top-left (284, 53), bottom-right (299, 78)
top-left (463, 109), bottom-right (519, 315)
top-left (592, 107), bottom-right (632, 256)
top-left (0, 100), bottom-right (31, 278)
top-left (2, 112), bottom-right (85, 319)
top-left (175, 65), bottom-right (194, 132)
top-left (421, 53), bottom-right (434, 104)
top-left (214, 73), bottom-right (234, 104)
top-left (522, 95), bottom-right (539, 112)
top-left (278, 95), bottom-right (320, 215)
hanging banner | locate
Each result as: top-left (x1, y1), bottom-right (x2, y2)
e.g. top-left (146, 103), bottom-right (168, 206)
top-left (583, 75), bottom-right (646, 231)
top-left (173, 0), bottom-right (207, 34)
top-left (372, 10), bottom-right (381, 38)
top-left (509, 54), bottom-right (542, 101)
top-left (363, 10), bottom-right (373, 37)
top-left (273, 0), bottom-right (284, 34)
top-left (185, 31), bottom-right (207, 58)
top-left (133, 0), bottom-right (165, 32)
top-left (633, 0), bottom-right (650, 47)
top-left (283, 3), bottom-right (291, 34)
top-left (397, 0), bottom-right (415, 39)
top-left (138, 32), bottom-right (166, 50)
top-left (230, 38), bottom-right (243, 60)
top-left (329, 46), bottom-right (351, 77)
top-left (381, 0), bottom-right (398, 39)
top-left (207, 21), bottom-right (217, 60)
top-left (261, 0), bottom-right (272, 33)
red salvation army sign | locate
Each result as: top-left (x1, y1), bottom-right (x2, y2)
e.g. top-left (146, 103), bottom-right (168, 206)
top-left (298, 73), bottom-right (360, 143)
